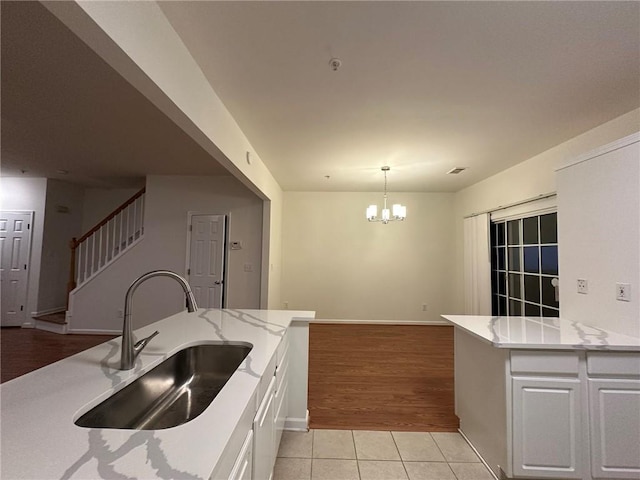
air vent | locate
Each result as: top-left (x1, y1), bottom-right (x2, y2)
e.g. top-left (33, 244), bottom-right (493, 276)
top-left (447, 167), bottom-right (467, 175)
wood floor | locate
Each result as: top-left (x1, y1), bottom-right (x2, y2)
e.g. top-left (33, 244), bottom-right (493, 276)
top-left (309, 323), bottom-right (459, 432)
top-left (0, 327), bottom-right (117, 383)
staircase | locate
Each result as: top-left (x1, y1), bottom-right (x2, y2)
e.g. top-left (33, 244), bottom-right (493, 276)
top-left (68, 188), bottom-right (146, 298)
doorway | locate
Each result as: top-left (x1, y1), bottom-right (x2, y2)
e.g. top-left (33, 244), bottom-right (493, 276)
top-left (186, 214), bottom-right (227, 308)
top-left (1, 211), bottom-right (33, 326)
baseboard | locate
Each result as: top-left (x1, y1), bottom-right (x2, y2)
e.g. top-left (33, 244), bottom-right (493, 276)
top-left (31, 307), bottom-right (66, 318)
top-left (458, 428), bottom-right (500, 480)
top-left (35, 320), bottom-right (68, 335)
top-left (284, 410), bottom-right (309, 431)
top-left (67, 328), bottom-right (120, 335)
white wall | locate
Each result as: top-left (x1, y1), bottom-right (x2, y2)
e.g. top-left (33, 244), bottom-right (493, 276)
top-left (38, 179), bottom-right (84, 313)
top-left (44, 1), bottom-right (285, 310)
top-left (0, 177), bottom-right (47, 326)
top-left (281, 191), bottom-right (455, 321)
top-left (68, 175), bottom-right (263, 333)
top-left (452, 108), bottom-right (640, 315)
top-left (81, 187), bottom-right (140, 233)
top-left (557, 135), bottom-right (639, 337)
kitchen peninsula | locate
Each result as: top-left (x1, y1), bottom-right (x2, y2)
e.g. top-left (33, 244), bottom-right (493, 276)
top-left (443, 314), bottom-right (640, 480)
top-left (0, 309), bottom-right (314, 480)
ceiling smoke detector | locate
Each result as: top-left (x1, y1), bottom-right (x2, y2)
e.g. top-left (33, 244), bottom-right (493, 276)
top-left (329, 58), bottom-right (342, 71)
top-left (447, 167), bottom-right (467, 175)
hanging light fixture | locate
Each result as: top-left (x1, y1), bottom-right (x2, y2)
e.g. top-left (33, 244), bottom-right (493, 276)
top-left (366, 166), bottom-right (407, 224)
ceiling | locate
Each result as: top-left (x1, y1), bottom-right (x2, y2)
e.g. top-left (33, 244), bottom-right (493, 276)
top-left (1, 2), bottom-right (639, 193)
top-left (159, 1), bottom-right (640, 192)
top-left (0, 1), bottom-right (228, 189)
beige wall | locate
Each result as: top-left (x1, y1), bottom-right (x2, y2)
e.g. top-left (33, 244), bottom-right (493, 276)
top-left (68, 175), bottom-right (263, 333)
top-left (282, 191), bottom-right (455, 321)
top-left (452, 108), bottom-right (640, 314)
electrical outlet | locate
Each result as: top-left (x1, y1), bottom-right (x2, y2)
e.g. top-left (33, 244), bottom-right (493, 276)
top-left (577, 279), bottom-right (588, 294)
top-left (283, 301), bottom-right (289, 310)
top-left (422, 304), bottom-right (427, 312)
top-left (616, 283), bottom-right (631, 302)
top-left (117, 309), bottom-right (124, 319)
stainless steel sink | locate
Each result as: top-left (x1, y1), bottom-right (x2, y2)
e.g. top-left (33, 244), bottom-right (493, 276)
top-left (75, 343), bottom-right (252, 430)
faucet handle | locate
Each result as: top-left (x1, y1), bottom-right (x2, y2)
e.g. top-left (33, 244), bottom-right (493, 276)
top-left (134, 330), bottom-right (159, 352)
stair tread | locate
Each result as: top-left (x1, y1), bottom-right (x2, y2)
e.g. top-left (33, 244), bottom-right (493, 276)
top-left (33, 313), bottom-right (67, 325)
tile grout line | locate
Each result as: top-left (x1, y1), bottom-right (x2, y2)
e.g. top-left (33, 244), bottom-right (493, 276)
top-left (351, 430), bottom-right (362, 480)
top-left (390, 431), bottom-right (410, 480)
top-left (429, 432), bottom-right (459, 479)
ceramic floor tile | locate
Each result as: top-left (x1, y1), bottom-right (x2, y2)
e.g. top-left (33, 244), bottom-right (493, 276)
top-left (313, 429), bottom-right (356, 459)
top-left (403, 462), bottom-right (456, 480)
top-left (278, 430), bottom-right (314, 458)
top-left (391, 432), bottom-right (445, 462)
top-left (353, 430), bottom-right (401, 460)
top-left (358, 460), bottom-right (408, 480)
top-left (448, 462), bottom-right (494, 480)
top-left (311, 459), bottom-right (360, 480)
top-left (430, 433), bottom-right (479, 463)
top-left (273, 458), bottom-right (312, 480)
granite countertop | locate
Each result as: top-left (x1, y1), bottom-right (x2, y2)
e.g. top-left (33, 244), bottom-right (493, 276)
top-left (0, 308), bottom-right (314, 480)
top-left (442, 315), bottom-right (640, 351)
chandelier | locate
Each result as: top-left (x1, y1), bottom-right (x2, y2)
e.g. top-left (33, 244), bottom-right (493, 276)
top-left (366, 166), bottom-right (407, 224)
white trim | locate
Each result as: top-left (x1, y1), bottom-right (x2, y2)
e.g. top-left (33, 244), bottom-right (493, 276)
top-left (556, 132), bottom-right (640, 172)
top-left (458, 428), bottom-right (500, 480)
top-left (490, 195), bottom-right (557, 222)
top-left (35, 320), bottom-right (68, 335)
top-left (284, 410), bottom-right (309, 432)
top-left (31, 306), bottom-right (66, 317)
top-left (67, 328), bottom-right (120, 335)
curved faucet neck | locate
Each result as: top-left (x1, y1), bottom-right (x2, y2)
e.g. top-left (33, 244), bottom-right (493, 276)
top-left (121, 270), bottom-right (198, 370)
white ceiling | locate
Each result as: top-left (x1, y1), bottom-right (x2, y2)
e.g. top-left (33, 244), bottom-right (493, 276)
top-left (1, 2), bottom-right (638, 193)
top-left (159, 1), bottom-right (640, 192)
top-left (1, 1), bottom-right (228, 189)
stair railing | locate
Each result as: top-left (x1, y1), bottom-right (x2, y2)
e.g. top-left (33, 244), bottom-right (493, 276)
top-left (68, 188), bottom-right (146, 300)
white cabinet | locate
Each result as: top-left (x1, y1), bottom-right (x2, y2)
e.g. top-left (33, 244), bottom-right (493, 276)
top-left (512, 378), bottom-right (584, 478)
top-left (510, 351), bottom-right (585, 479)
top-left (274, 340), bottom-right (290, 455)
top-left (229, 430), bottom-right (254, 480)
top-left (587, 352), bottom-right (640, 479)
top-left (253, 375), bottom-right (276, 480)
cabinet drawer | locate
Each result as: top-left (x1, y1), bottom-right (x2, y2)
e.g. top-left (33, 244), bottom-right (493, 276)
top-left (276, 345), bottom-right (289, 394)
top-left (511, 351), bottom-right (580, 375)
top-left (587, 352), bottom-right (640, 376)
top-left (228, 430), bottom-right (253, 480)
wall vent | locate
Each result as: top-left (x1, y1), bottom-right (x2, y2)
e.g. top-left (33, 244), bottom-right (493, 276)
top-left (447, 167), bottom-right (467, 175)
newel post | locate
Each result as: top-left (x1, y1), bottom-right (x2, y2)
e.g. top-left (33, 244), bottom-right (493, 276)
top-left (67, 237), bottom-right (78, 309)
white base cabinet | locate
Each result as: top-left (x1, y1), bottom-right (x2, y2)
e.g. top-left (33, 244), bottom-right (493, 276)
top-left (253, 376), bottom-right (276, 480)
top-left (229, 431), bottom-right (254, 480)
top-left (588, 353), bottom-right (640, 479)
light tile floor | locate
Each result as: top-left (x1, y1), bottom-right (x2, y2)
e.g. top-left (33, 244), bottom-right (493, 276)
top-left (275, 430), bottom-right (495, 480)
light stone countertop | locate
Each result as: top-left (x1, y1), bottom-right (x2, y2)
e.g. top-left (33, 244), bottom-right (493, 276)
top-left (442, 315), bottom-right (640, 351)
top-left (0, 308), bottom-right (314, 480)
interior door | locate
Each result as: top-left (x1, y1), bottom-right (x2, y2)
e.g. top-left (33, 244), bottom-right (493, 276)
top-left (188, 214), bottom-right (226, 308)
top-left (1, 211), bottom-right (33, 326)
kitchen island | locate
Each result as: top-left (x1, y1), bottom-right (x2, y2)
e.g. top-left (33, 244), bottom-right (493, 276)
top-left (443, 315), bottom-right (640, 480)
top-left (0, 308), bottom-right (314, 480)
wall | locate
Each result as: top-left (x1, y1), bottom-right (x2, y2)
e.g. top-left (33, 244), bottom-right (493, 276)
top-left (81, 187), bottom-right (140, 233)
top-left (44, 2), bottom-right (285, 310)
top-left (452, 108), bottom-right (640, 315)
top-left (557, 135), bottom-right (639, 337)
top-left (37, 179), bottom-right (84, 314)
top-left (281, 191), bottom-right (455, 321)
top-left (68, 175), bottom-right (263, 333)
top-left (0, 177), bottom-right (47, 326)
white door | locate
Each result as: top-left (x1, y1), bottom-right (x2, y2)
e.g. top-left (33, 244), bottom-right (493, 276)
top-left (1, 211), bottom-right (33, 326)
top-left (188, 214), bottom-right (226, 308)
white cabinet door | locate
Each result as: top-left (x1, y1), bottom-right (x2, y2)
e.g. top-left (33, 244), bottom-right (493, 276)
top-left (589, 378), bottom-right (640, 479)
top-left (512, 377), bottom-right (583, 479)
top-left (229, 430), bottom-right (253, 480)
top-left (253, 376), bottom-right (276, 480)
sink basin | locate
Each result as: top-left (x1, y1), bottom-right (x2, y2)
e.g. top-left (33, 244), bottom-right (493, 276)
top-left (75, 343), bottom-right (252, 430)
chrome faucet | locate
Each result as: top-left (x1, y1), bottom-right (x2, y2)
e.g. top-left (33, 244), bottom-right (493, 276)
top-left (120, 270), bottom-right (198, 370)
